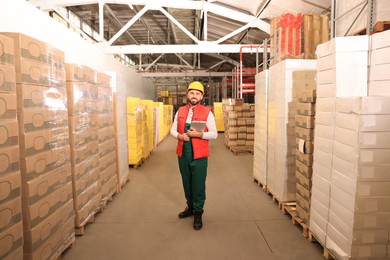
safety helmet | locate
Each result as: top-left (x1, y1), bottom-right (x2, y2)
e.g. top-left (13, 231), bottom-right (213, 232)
top-left (187, 81), bottom-right (204, 94)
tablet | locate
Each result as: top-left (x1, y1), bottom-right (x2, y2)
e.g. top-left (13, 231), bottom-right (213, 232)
top-left (190, 121), bottom-right (206, 132)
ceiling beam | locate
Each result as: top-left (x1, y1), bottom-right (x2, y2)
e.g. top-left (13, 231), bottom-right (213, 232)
top-left (205, 53), bottom-right (240, 66)
top-left (140, 71), bottom-right (230, 77)
top-left (105, 44), bottom-right (266, 54)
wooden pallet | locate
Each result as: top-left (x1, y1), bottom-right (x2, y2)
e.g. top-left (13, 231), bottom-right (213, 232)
top-left (55, 235), bottom-right (76, 260)
top-left (129, 158), bottom-right (145, 169)
top-left (100, 190), bottom-right (117, 212)
top-left (253, 178), bottom-right (268, 193)
top-left (75, 207), bottom-right (101, 236)
top-left (228, 145), bottom-right (254, 155)
top-left (374, 21), bottom-right (390, 33)
top-left (308, 231), bottom-right (335, 260)
top-left (280, 202), bottom-right (310, 238)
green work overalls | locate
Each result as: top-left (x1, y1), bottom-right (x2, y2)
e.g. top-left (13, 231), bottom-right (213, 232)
top-left (178, 123), bottom-right (208, 215)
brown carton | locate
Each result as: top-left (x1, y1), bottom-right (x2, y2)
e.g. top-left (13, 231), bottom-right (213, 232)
top-left (98, 85), bottom-right (112, 100)
top-left (24, 182), bottom-right (72, 229)
top-left (296, 182), bottom-right (311, 201)
top-left (71, 154), bottom-right (99, 182)
top-left (295, 115), bottom-right (315, 129)
top-left (98, 126), bottom-right (115, 143)
top-left (296, 204), bottom-right (310, 224)
top-left (0, 171), bottom-right (21, 205)
top-left (99, 139), bottom-right (115, 158)
top-left (0, 93), bottom-right (17, 120)
top-left (23, 200), bottom-right (74, 252)
top-left (297, 102), bottom-right (315, 116)
top-left (0, 146), bottom-right (19, 175)
top-left (69, 127), bottom-right (97, 148)
top-left (295, 160), bottom-right (313, 178)
top-left (298, 89), bottom-right (316, 103)
top-left (16, 84), bottom-right (66, 108)
top-left (100, 164), bottom-right (116, 186)
top-left (68, 114), bottom-right (91, 132)
top-left (65, 64), bottom-right (94, 82)
top-left (90, 113), bottom-right (113, 128)
top-left (99, 151), bottom-right (116, 172)
top-left (296, 149), bottom-right (313, 166)
top-left (71, 141), bottom-right (98, 165)
top-left (102, 175), bottom-right (117, 198)
top-left (75, 192), bottom-right (101, 227)
top-left (24, 163), bottom-right (71, 205)
top-left (296, 193), bottom-right (310, 213)
top-left (96, 72), bottom-right (111, 88)
top-left (73, 167), bottom-right (99, 196)
top-left (73, 181), bottom-right (100, 212)
top-left (295, 171), bottom-right (312, 190)
top-left (295, 127), bottom-right (314, 141)
top-left (18, 108), bottom-right (68, 133)
top-left (0, 34), bottom-right (15, 65)
top-left (0, 64), bottom-right (16, 93)
top-left (0, 197), bottom-right (22, 232)
top-left (0, 221), bottom-right (23, 259)
top-left (0, 119), bottom-right (18, 149)
top-left (296, 138), bottom-right (314, 154)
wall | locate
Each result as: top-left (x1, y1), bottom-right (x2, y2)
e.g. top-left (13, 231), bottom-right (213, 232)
top-left (0, 0), bottom-right (155, 99)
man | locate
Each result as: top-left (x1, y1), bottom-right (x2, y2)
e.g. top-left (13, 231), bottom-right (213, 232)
top-left (170, 81), bottom-right (218, 230)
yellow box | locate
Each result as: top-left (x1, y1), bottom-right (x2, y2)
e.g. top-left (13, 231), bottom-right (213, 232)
top-left (0, 119), bottom-right (18, 149)
top-left (99, 139), bottom-right (116, 158)
top-left (18, 107), bottom-right (68, 133)
top-left (0, 197), bottom-right (22, 232)
top-left (0, 34), bottom-right (15, 65)
top-left (75, 191), bottom-right (101, 227)
top-left (0, 93), bottom-right (17, 120)
top-left (65, 64), bottom-right (94, 82)
top-left (0, 146), bottom-right (19, 175)
top-left (73, 167), bottom-right (99, 197)
top-left (23, 200), bottom-right (74, 252)
top-left (0, 221), bottom-right (23, 259)
top-left (24, 163), bottom-right (71, 205)
top-left (24, 182), bottom-right (72, 229)
top-left (0, 64), bottom-right (16, 93)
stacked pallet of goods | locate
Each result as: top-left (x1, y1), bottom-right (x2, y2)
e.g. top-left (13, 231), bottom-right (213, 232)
top-left (8, 33), bottom-right (75, 259)
top-left (213, 102), bottom-right (224, 132)
top-left (294, 71), bottom-right (316, 225)
top-left (222, 99), bottom-right (255, 154)
top-left (141, 100), bottom-right (154, 158)
top-left (0, 33), bottom-right (23, 260)
top-left (95, 72), bottom-right (117, 202)
top-left (270, 13), bottom-right (329, 65)
top-left (66, 64), bottom-right (101, 234)
top-left (127, 97), bottom-right (143, 165)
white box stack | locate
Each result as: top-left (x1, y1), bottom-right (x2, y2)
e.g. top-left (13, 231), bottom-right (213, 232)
top-left (310, 35), bottom-right (369, 245)
top-left (253, 70), bottom-right (268, 186)
top-left (267, 59), bottom-right (316, 202)
top-left (326, 97), bottom-right (390, 260)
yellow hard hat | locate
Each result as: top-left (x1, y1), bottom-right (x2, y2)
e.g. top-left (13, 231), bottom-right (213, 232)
top-left (187, 81), bottom-right (204, 94)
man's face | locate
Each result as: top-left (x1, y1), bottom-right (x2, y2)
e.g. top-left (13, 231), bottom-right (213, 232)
top-left (187, 89), bottom-right (203, 106)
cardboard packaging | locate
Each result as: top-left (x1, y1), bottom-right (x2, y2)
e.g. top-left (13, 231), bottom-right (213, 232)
top-left (71, 154), bottom-right (99, 182)
top-left (297, 103), bottom-right (315, 116)
top-left (295, 115), bottom-right (314, 128)
top-left (0, 197), bottom-right (22, 232)
top-left (98, 139), bottom-right (115, 158)
top-left (0, 34), bottom-right (15, 65)
top-left (96, 72), bottom-right (111, 88)
top-left (0, 93), bottom-right (17, 120)
top-left (101, 175), bottom-right (117, 198)
top-left (74, 192), bottom-right (101, 227)
top-left (296, 149), bottom-right (313, 166)
top-left (0, 221), bottom-right (23, 259)
top-left (0, 171), bottom-right (21, 205)
top-left (65, 64), bottom-right (94, 82)
top-left (295, 159), bottom-right (312, 178)
top-left (296, 138), bottom-right (313, 154)
top-left (16, 84), bottom-right (66, 109)
top-left (0, 119), bottom-right (18, 149)
top-left (73, 181), bottom-right (100, 212)
top-left (18, 108), bottom-right (68, 133)
top-left (100, 164), bottom-right (116, 186)
top-left (70, 141), bottom-right (99, 165)
top-left (73, 167), bottom-right (99, 197)
top-left (0, 64), bottom-right (16, 93)
top-left (295, 171), bottom-right (312, 190)
top-left (0, 145), bottom-right (20, 176)
top-left (295, 127), bottom-right (314, 141)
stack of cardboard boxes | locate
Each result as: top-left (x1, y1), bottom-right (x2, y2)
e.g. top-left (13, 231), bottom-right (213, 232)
top-left (95, 72), bottom-right (117, 201)
top-left (127, 97), bottom-right (143, 164)
top-left (0, 34), bottom-right (23, 260)
top-left (141, 100), bottom-right (155, 157)
top-left (66, 64), bottom-right (101, 232)
top-left (9, 33), bottom-right (75, 259)
top-left (295, 88), bottom-right (316, 225)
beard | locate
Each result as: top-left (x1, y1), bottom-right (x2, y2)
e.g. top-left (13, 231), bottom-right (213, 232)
top-left (189, 99), bottom-right (200, 105)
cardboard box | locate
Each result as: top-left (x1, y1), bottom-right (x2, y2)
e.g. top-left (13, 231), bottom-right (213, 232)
top-left (333, 141), bottom-right (390, 165)
top-left (98, 86), bottom-right (112, 100)
top-left (70, 127), bottom-right (98, 148)
top-left (335, 112), bottom-right (390, 132)
top-left (0, 119), bottom-right (18, 149)
top-left (18, 108), bottom-right (68, 133)
top-left (73, 181), bottom-right (100, 212)
top-left (0, 221), bottom-right (23, 259)
top-left (65, 64), bottom-right (94, 82)
top-left (0, 197), bottom-right (22, 232)
top-left (296, 204), bottom-right (309, 224)
top-left (317, 51), bottom-right (368, 71)
top-left (99, 139), bottom-right (115, 158)
top-left (296, 138), bottom-right (313, 154)
top-left (0, 34), bottom-right (15, 65)
top-left (295, 115), bottom-right (314, 128)
top-left (295, 171), bottom-right (312, 190)
top-left (71, 141), bottom-right (99, 165)
top-left (96, 72), bottom-right (111, 88)
top-left (296, 192), bottom-right (310, 213)
top-left (101, 174), bottom-right (117, 198)
top-left (73, 167), bottom-right (99, 197)
top-left (369, 63), bottom-right (390, 81)
top-left (297, 102), bottom-right (315, 116)
top-left (0, 146), bottom-right (19, 175)
top-left (71, 154), bottom-right (99, 182)
top-left (68, 114), bottom-right (91, 132)
top-left (309, 211), bottom-right (327, 245)
top-left (334, 126), bottom-right (390, 148)
top-left (23, 200), bottom-right (74, 252)
top-left (24, 182), bottom-right (72, 229)
top-left (296, 182), bottom-right (311, 201)
top-left (370, 46), bottom-right (390, 66)
top-left (295, 160), bottom-right (312, 178)
top-left (17, 84), bottom-right (66, 109)
top-left (295, 126), bottom-right (314, 141)
top-left (315, 124), bottom-right (334, 140)
top-left (0, 64), bottom-right (16, 93)
top-left (298, 89), bottom-right (316, 103)
top-left (100, 164), bottom-right (116, 186)
top-left (336, 96), bottom-right (390, 115)
top-left (316, 83), bottom-right (336, 98)
top-left (24, 163), bottom-right (71, 205)
top-left (0, 93), bottom-right (17, 120)
top-left (74, 192), bottom-right (101, 227)
top-left (296, 149), bottom-right (313, 166)
top-left (368, 80), bottom-right (390, 97)
top-left (0, 171), bottom-right (21, 205)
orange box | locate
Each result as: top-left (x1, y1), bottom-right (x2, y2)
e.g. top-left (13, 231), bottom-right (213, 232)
top-left (24, 163), bottom-right (71, 205)
top-left (3, 32), bottom-right (64, 64)
top-left (24, 182), bottom-right (72, 229)
top-left (102, 174), bottom-right (117, 199)
top-left (0, 220), bottom-right (23, 259)
top-left (99, 138), bottom-right (116, 158)
top-left (19, 127), bottom-right (69, 157)
top-left (74, 191), bottom-right (101, 227)
top-left (23, 200), bottom-right (74, 253)
top-left (0, 171), bottom-right (21, 205)
top-left (0, 34), bottom-right (15, 65)
top-left (0, 146), bottom-right (19, 175)
top-left (18, 107), bottom-right (68, 133)
top-left (73, 167), bottom-right (100, 197)
top-left (0, 93), bottom-right (17, 120)
top-left (65, 64), bottom-right (94, 82)
top-left (0, 64), bottom-right (16, 93)
top-left (98, 126), bottom-right (115, 143)
top-left (21, 145), bottom-right (70, 181)
top-left (0, 197), bottom-right (22, 232)
top-left (73, 181), bottom-right (100, 212)
top-left (16, 83), bottom-right (66, 109)
top-left (99, 150), bottom-right (116, 172)
top-left (24, 217), bottom-right (74, 260)
top-left (0, 119), bottom-right (18, 149)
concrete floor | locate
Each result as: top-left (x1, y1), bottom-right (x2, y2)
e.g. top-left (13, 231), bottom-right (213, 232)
top-left (63, 135), bottom-right (324, 260)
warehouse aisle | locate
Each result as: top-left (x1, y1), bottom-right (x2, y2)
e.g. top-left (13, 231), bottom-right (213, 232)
top-left (63, 136), bottom-right (323, 260)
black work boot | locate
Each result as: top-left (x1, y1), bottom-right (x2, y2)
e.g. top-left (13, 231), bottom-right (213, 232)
top-left (193, 213), bottom-right (203, 230)
top-left (178, 207), bottom-right (193, 218)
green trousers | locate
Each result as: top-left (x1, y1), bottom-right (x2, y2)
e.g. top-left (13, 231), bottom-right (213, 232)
top-left (178, 123), bottom-right (208, 214)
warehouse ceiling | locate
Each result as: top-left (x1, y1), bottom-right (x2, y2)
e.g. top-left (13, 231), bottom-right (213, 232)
top-left (29, 0), bottom-right (331, 85)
